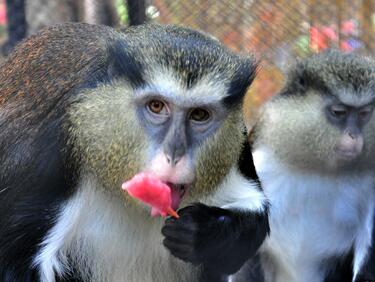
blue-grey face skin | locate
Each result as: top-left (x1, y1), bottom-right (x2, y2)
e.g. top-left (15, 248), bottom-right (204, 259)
top-left (323, 94), bottom-right (375, 160)
top-left (325, 96), bottom-right (374, 132)
top-left (135, 91), bottom-right (228, 166)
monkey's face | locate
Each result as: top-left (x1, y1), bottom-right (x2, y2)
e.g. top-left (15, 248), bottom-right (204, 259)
top-left (69, 76), bottom-right (244, 211)
top-left (257, 50), bottom-right (375, 174)
top-left (67, 24), bottom-right (256, 213)
top-left (132, 69), bottom-right (245, 208)
top-left (257, 91), bottom-right (375, 174)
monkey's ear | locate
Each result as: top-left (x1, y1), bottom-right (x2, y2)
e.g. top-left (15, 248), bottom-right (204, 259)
top-left (295, 71), bottom-right (308, 94)
top-left (279, 63), bottom-right (308, 97)
top-left (290, 61), bottom-right (307, 90)
top-left (296, 70), bottom-right (306, 89)
top-left (223, 56), bottom-right (258, 108)
top-left (238, 130), bottom-right (260, 182)
top-left (106, 40), bottom-right (146, 88)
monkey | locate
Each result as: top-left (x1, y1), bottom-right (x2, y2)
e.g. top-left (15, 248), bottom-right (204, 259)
top-left (233, 50), bottom-right (375, 282)
top-left (0, 22), bottom-right (269, 282)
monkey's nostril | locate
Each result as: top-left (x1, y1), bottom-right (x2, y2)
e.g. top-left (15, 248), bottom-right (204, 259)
top-left (165, 155), bottom-right (171, 164)
top-left (173, 156), bottom-right (182, 165)
top-left (165, 153), bottom-right (182, 166)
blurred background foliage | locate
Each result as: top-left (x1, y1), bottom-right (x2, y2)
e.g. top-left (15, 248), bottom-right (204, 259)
top-left (0, 0), bottom-right (374, 126)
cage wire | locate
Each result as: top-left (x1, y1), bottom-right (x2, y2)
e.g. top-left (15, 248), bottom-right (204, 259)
top-left (1, 0), bottom-right (375, 124)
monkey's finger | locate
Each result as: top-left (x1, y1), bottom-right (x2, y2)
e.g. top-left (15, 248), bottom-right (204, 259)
top-left (161, 225), bottom-right (195, 244)
top-left (163, 238), bottom-right (192, 254)
top-left (163, 239), bottom-right (197, 262)
top-left (164, 216), bottom-right (196, 228)
top-left (164, 217), bottom-right (196, 231)
top-left (165, 216), bottom-right (178, 225)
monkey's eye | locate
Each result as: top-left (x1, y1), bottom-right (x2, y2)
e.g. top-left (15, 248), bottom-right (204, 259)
top-left (329, 105), bottom-right (348, 119)
top-left (189, 108), bottom-right (211, 123)
top-left (147, 100), bottom-right (169, 115)
top-left (358, 106), bottom-right (373, 120)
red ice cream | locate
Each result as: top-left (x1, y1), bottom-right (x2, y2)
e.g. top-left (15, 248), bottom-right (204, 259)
top-left (121, 173), bottom-right (180, 218)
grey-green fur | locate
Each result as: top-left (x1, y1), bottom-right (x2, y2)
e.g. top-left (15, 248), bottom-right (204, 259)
top-left (281, 50), bottom-right (375, 97)
top-left (120, 24), bottom-right (255, 89)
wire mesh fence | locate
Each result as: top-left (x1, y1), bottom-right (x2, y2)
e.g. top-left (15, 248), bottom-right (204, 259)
top-left (1, 0), bottom-right (374, 123)
top-left (148, 1), bottom-right (374, 56)
top-left (145, 0), bottom-right (375, 122)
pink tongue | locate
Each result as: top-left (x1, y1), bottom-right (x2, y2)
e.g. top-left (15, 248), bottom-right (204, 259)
top-left (170, 188), bottom-right (182, 210)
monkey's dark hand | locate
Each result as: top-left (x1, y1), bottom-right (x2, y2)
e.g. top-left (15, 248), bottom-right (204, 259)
top-left (355, 270), bottom-right (375, 282)
top-left (161, 203), bottom-right (269, 275)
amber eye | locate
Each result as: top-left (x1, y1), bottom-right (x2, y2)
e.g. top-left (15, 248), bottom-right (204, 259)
top-left (359, 106), bottom-right (373, 120)
top-left (147, 100), bottom-right (168, 115)
top-left (189, 108), bottom-right (210, 122)
top-left (331, 109), bottom-right (347, 118)
top-left (329, 105), bottom-right (348, 119)
top-left (359, 109), bottom-right (371, 119)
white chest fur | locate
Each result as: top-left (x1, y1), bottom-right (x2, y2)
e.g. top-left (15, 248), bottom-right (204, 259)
top-left (253, 147), bottom-right (375, 282)
top-left (34, 177), bottom-right (198, 282)
top-left (34, 169), bottom-right (266, 282)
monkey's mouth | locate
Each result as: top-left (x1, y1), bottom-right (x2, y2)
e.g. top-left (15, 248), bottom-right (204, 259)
top-left (168, 183), bottom-right (190, 210)
top-left (335, 148), bottom-right (361, 161)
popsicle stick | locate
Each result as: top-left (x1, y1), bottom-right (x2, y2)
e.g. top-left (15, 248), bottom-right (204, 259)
top-left (167, 207), bottom-right (180, 219)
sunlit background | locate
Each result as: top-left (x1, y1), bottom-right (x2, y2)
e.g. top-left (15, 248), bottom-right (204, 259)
top-left (1, 0), bottom-right (374, 126)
